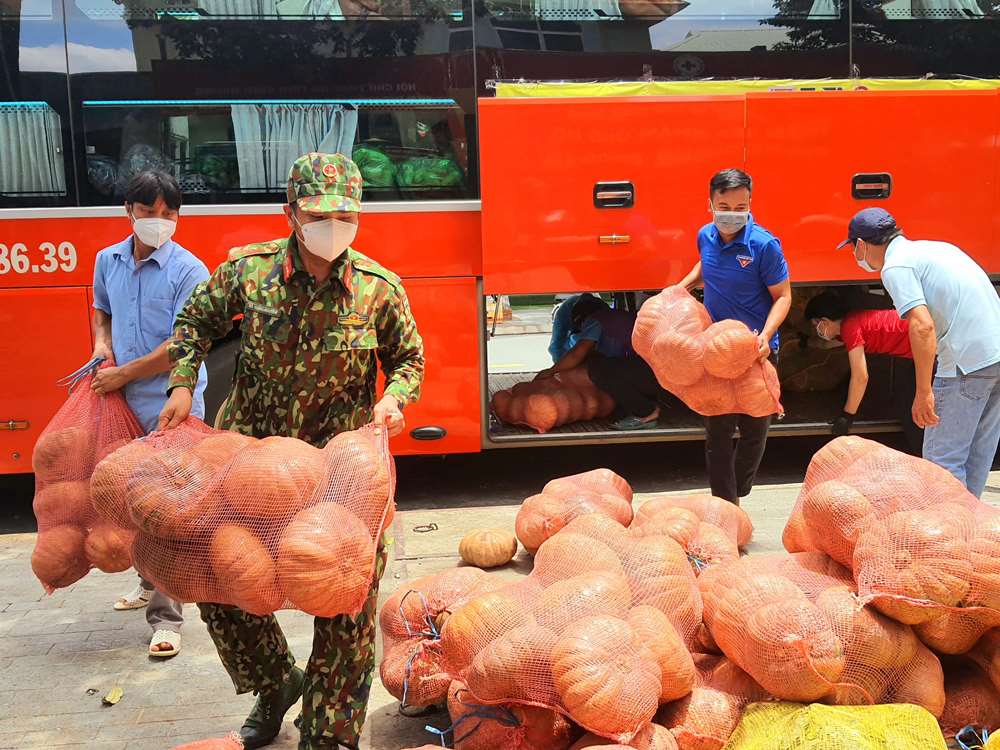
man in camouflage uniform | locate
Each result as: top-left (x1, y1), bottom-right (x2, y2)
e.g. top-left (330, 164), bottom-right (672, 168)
top-left (157, 152), bottom-right (424, 750)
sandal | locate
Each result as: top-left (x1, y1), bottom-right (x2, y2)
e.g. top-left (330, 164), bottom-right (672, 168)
top-left (611, 415), bottom-right (660, 431)
top-left (149, 629), bottom-right (181, 658)
top-left (114, 584), bottom-right (153, 611)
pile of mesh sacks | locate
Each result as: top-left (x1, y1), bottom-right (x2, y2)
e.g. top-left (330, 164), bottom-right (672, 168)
top-left (388, 441), bottom-right (999, 749)
top-left (491, 367), bottom-right (616, 433)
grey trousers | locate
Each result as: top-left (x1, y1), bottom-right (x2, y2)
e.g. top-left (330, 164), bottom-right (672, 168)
top-left (139, 576), bottom-right (184, 633)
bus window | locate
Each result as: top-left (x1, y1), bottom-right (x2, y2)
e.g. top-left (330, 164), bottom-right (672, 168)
top-left (475, 0), bottom-right (850, 88)
top-left (851, 1), bottom-right (1000, 77)
top-left (64, 0), bottom-right (476, 205)
top-left (0, 0), bottom-right (74, 207)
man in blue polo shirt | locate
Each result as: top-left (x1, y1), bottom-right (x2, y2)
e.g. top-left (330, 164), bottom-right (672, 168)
top-left (90, 170), bottom-right (209, 658)
top-left (679, 168), bottom-right (791, 504)
top-left (838, 207), bottom-right (1000, 498)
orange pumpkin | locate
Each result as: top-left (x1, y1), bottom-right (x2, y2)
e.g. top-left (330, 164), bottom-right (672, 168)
top-left (380, 637), bottom-right (449, 708)
top-left (561, 513), bottom-right (631, 557)
top-left (210, 524), bottom-right (284, 615)
top-left (132, 533), bottom-right (217, 603)
top-left (223, 436), bottom-right (326, 522)
top-left (913, 608), bottom-right (1000, 656)
top-left (702, 320), bottom-right (758, 380)
top-left (31, 524), bottom-right (89, 590)
top-left (551, 615), bottom-right (661, 739)
top-left (571, 724), bottom-right (678, 750)
top-left (627, 605), bottom-right (696, 703)
top-left (815, 585), bottom-right (918, 673)
top-left (90, 440), bottom-right (156, 529)
top-left (491, 390), bottom-right (513, 419)
top-left (736, 360), bottom-right (782, 418)
top-left (635, 494), bottom-right (752, 548)
top-left (534, 572), bottom-right (632, 631)
top-left (939, 661), bottom-right (1000, 737)
top-left (33, 480), bottom-right (94, 529)
top-left (802, 435), bottom-right (871, 494)
top-left (533, 532), bottom-right (624, 586)
top-left (321, 430), bottom-right (392, 531)
top-left (801, 480), bottom-right (875, 568)
top-left (32, 426), bottom-right (94, 483)
top-left (887, 642), bottom-right (946, 718)
top-left (624, 535), bottom-right (702, 640)
top-left (966, 511), bottom-right (1000, 610)
top-left (85, 524), bottom-right (134, 573)
top-left (447, 681), bottom-right (575, 750)
top-left (467, 623), bottom-right (559, 705)
top-left (440, 590), bottom-right (533, 674)
top-left (970, 629), bottom-right (1000, 694)
top-left (128, 450), bottom-right (222, 538)
top-left (276, 503), bottom-right (375, 617)
top-left (516, 493), bottom-right (570, 554)
top-left (854, 508), bottom-right (973, 624)
top-left (631, 507), bottom-right (700, 548)
top-left (189, 432), bottom-right (254, 466)
top-left (681, 372), bottom-right (737, 417)
top-left (650, 332), bottom-right (705, 387)
top-left (543, 468), bottom-right (633, 503)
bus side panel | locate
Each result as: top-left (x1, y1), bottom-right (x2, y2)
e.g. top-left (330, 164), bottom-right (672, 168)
top-left (388, 276), bottom-right (481, 455)
top-left (0, 210), bottom-right (481, 290)
top-left (746, 90), bottom-right (999, 279)
top-left (0, 288), bottom-right (93, 474)
top-left (479, 96), bottom-right (745, 294)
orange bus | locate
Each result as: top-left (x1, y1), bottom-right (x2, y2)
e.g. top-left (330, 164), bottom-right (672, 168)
top-left (3, 0), bottom-right (1000, 472)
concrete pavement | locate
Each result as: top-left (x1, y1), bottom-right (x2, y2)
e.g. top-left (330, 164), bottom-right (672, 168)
top-left (1, 464), bottom-right (998, 750)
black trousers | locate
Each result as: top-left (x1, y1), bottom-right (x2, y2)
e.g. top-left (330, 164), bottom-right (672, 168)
top-left (891, 358), bottom-right (924, 456)
top-left (704, 413), bottom-right (773, 502)
top-left (587, 355), bottom-right (662, 419)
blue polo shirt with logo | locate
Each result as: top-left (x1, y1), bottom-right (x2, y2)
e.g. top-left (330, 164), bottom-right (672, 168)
top-left (697, 214), bottom-right (789, 351)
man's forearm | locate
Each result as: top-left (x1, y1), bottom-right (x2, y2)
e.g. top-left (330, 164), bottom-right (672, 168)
top-left (119, 341), bottom-right (173, 384)
top-left (911, 327), bottom-right (937, 393)
top-left (761, 295), bottom-right (792, 343)
top-left (680, 262), bottom-right (702, 291)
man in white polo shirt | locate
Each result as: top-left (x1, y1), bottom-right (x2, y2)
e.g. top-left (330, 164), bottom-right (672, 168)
top-left (838, 207), bottom-right (1000, 498)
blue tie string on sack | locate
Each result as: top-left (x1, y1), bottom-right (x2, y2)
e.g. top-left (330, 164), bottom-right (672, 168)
top-left (956, 725), bottom-right (990, 750)
top-left (397, 589), bottom-right (443, 717)
top-left (424, 688), bottom-right (522, 746)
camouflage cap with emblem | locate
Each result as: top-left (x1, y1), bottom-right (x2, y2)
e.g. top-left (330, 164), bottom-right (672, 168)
top-left (286, 152), bottom-right (363, 213)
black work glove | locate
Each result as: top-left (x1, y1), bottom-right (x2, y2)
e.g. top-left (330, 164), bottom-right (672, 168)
top-left (831, 411), bottom-right (855, 436)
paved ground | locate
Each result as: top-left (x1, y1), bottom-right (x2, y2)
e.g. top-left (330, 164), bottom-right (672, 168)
top-left (1, 440), bottom-right (998, 750)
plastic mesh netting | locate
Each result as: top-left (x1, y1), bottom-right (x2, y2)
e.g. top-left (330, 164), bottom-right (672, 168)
top-left (632, 286), bottom-right (782, 417)
top-left (783, 436), bottom-right (1000, 650)
top-left (30, 369), bottom-right (144, 592)
top-left (90, 418), bottom-right (394, 616)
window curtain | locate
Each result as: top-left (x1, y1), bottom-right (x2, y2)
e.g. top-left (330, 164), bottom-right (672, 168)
top-left (231, 103), bottom-right (358, 192)
top-left (0, 104), bottom-right (66, 196)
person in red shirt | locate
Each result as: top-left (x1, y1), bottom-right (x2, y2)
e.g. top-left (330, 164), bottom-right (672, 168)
top-left (804, 292), bottom-right (922, 454)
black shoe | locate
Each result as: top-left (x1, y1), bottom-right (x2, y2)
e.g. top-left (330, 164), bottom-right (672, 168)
top-left (240, 666), bottom-right (306, 749)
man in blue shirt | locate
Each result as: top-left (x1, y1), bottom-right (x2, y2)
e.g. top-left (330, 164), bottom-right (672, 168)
top-left (90, 170), bottom-right (209, 658)
top-left (838, 207), bottom-right (1000, 498)
top-left (548, 293), bottom-right (598, 363)
top-left (679, 168), bottom-right (791, 504)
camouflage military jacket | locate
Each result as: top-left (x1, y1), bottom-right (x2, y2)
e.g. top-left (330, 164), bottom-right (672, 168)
top-left (168, 235), bottom-right (424, 447)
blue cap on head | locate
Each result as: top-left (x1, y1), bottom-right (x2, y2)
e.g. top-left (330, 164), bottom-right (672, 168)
top-left (837, 207), bottom-right (898, 249)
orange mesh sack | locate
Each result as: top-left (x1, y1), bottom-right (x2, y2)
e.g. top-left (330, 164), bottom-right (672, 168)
top-left (440, 528), bottom-right (701, 742)
top-left (91, 418), bottom-right (393, 617)
top-left (170, 734), bottom-right (243, 749)
top-left (657, 654), bottom-right (771, 750)
top-left (634, 494), bottom-right (753, 549)
top-left (492, 367), bottom-right (615, 433)
top-left (441, 680), bottom-right (576, 750)
top-left (698, 551), bottom-right (945, 714)
top-left (783, 437), bottom-right (999, 638)
top-left (971, 630), bottom-right (1000, 695)
top-left (31, 368), bottom-right (144, 593)
top-left (938, 660), bottom-right (1000, 738)
top-left (632, 286), bottom-right (782, 418)
top-left (379, 568), bottom-right (497, 709)
top-left (571, 723), bottom-right (678, 750)
top-left (515, 469), bottom-right (634, 554)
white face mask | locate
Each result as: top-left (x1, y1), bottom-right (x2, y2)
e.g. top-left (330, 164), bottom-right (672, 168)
top-left (816, 320), bottom-right (836, 341)
top-left (712, 208), bottom-right (749, 234)
top-left (132, 215), bottom-right (176, 248)
top-left (296, 216), bottom-right (358, 261)
top-left (855, 241), bottom-right (876, 273)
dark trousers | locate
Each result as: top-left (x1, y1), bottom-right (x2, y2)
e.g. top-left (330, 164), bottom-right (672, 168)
top-left (704, 413), bottom-right (773, 502)
top-left (587, 355), bottom-right (662, 419)
top-left (891, 358), bottom-right (924, 456)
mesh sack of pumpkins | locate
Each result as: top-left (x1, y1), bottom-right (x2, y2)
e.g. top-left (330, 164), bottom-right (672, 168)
top-left (30, 366), bottom-right (145, 593)
top-left (697, 551), bottom-right (947, 716)
top-left (437, 511), bottom-right (703, 743)
top-left (515, 469), bottom-right (634, 554)
top-left (783, 436), bottom-right (1000, 654)
top-left (88, 417), bottom-right (394, 617)
top-left (491, 366), bottom-right (615, 433)
top-left (632, 286), bottom-right (782, 417)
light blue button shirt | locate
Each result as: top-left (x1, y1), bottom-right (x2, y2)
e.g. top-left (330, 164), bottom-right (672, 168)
top-left (881, 235), bottom-right (1000, 378)
top-left (92, 236), bottom-right (210, 432)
